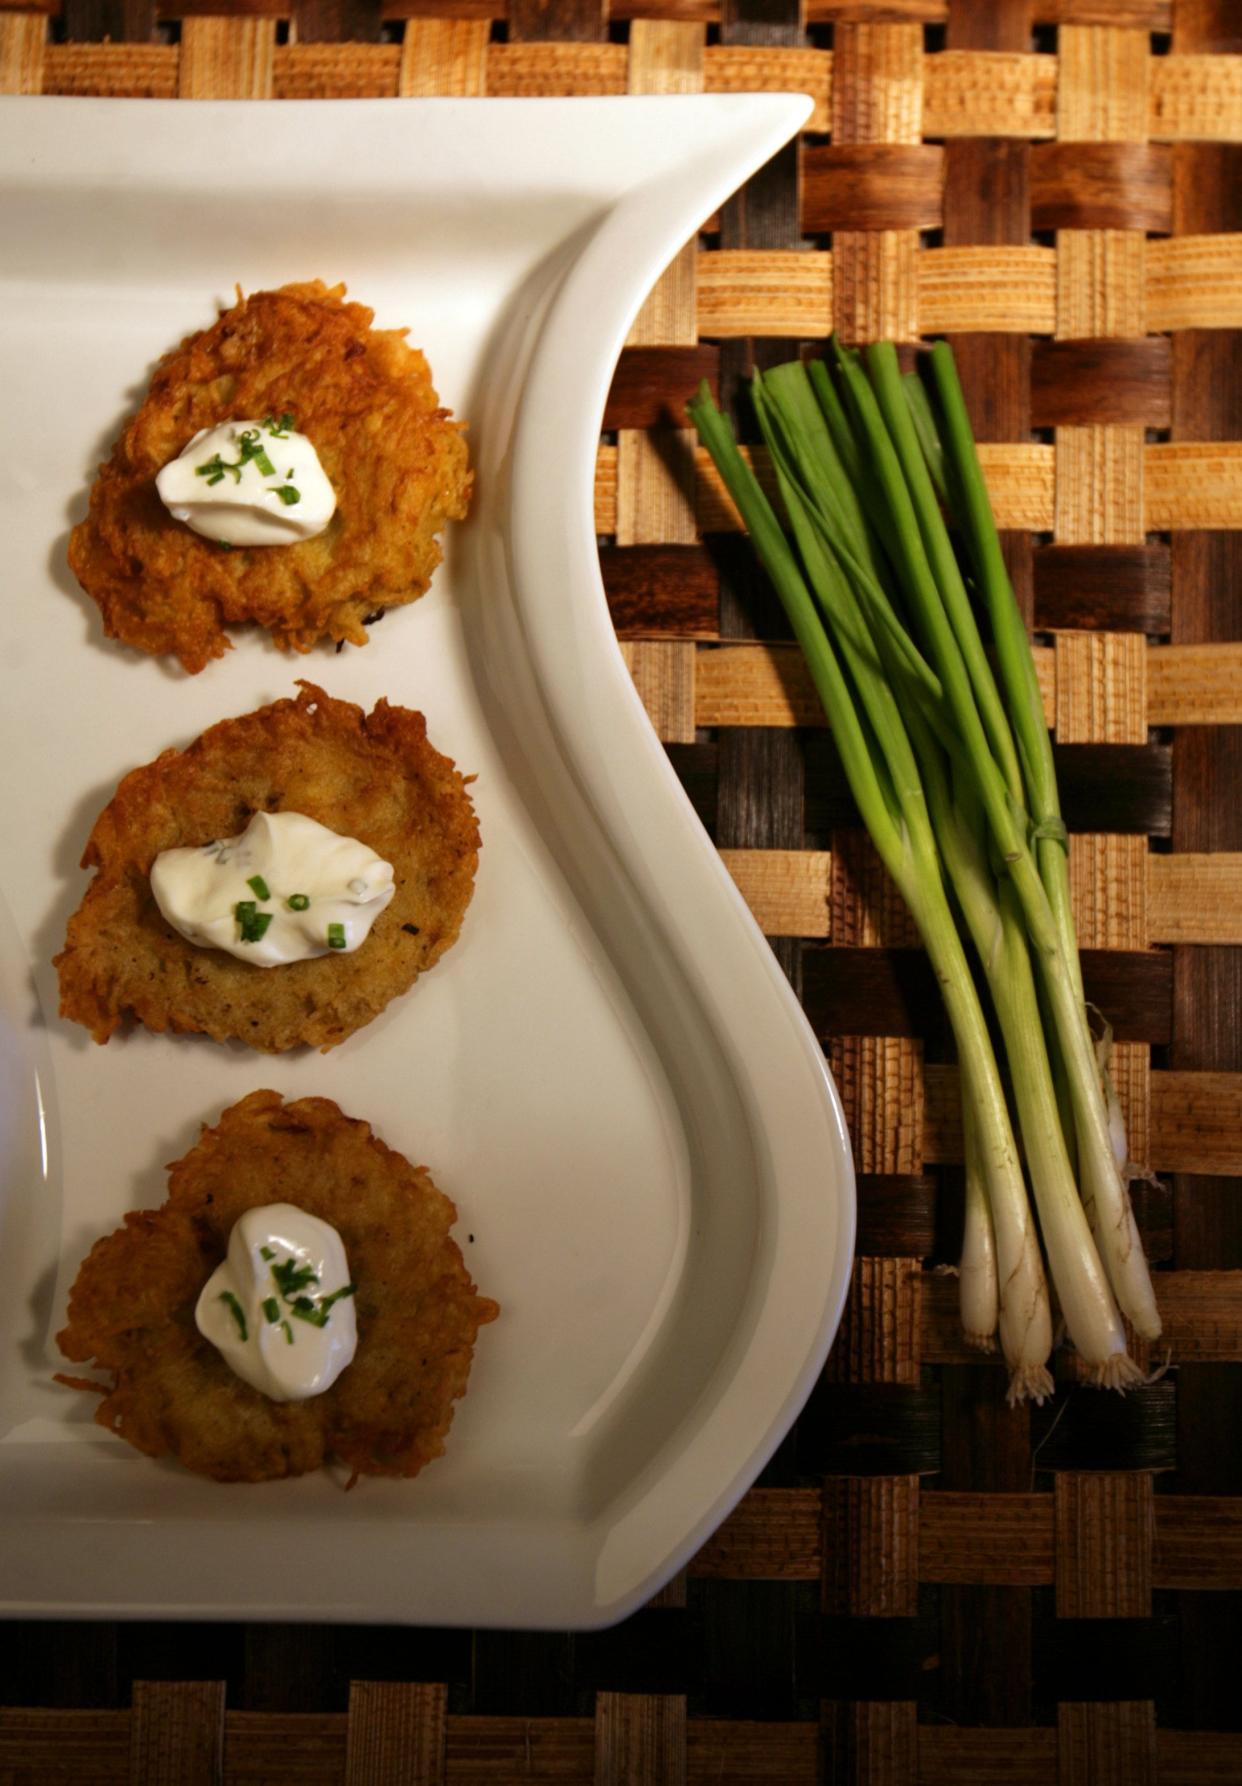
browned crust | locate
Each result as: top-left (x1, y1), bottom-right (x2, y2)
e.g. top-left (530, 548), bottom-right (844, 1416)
top-left (56, 1090), bottom-right (499, 1484)
top-left (67, 281), bottom-right (472, 675)
top-left (54, 682), bottom-right (479, 1053)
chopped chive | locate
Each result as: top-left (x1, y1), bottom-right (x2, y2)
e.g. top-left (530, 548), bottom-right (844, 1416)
top-left (263, 412), bottom-right (295, 438)
top-left (234, 900), bottom-right (273, 944)
top-left (219, 1291), bottom-right (247, 1342)
top-left (262, 1296), bottom-right (280, 1324)
top-left (197, 450), bottom-right (243, 486)
top-left (289, 1301), bottom-right (329, 1328)
top-left (327, 922), bottom-right (346, 950)
top-left (215, 540), bottom-right (233, 551)
top-left (274, 485), bottom-right (301, 506)
top-left (286, 893), bottom-right (310, 911)
top-left (197, 430), bottom-right (280, 488)
top-left (247, 874), bottom-right (270, 901)
top-left (281, 1320), bottom-right (293, 1345)
top-left (260, 1245), bottom-right (275, 1261)
top-left (321, 1283), bottom-right (356, 1315)
top-left (271, 1257), bottom-right (317, 1299)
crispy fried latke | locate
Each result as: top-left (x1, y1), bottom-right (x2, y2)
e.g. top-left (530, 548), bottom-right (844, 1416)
top-left (56, 1090), bottom-right (499, 1484)
top-left (54, 683), bottom-right (479, 1053)
top-left (68, 281), bottom-right (472, 674)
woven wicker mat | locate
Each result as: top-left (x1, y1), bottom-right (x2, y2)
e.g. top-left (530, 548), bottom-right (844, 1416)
top-left (2, 1), bottom-right (1240, 1780)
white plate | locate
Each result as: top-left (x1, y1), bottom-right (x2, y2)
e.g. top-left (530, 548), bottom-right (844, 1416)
top-left (0, 94), bottom-right (854, 1629)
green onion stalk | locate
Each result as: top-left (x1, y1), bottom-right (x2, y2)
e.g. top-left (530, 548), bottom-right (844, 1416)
top-left (920, 345), bottom-right (1158, 1344)
top-left (689, 343), bottom-right (1159, 1392)
top-left (765, 357), bottom-right (1133, 1387)
top-left (829, 343), bottom-right (1157, 1366)
top-left (689, 381), bottom-right (1052, 1402)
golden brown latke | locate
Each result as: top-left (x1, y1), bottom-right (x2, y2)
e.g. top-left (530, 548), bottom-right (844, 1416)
top-left (68, 281), bottom-right (472, 674)
top-left (54, 683), bottom-right (479, 1053)
top-left (56, 1090), bottom-right (499, 1484)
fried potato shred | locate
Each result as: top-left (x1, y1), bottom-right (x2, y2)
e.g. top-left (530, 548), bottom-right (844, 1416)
top-left (56, 1090), bottom-right (499, 1484)
top-left (55, 682), bottom-right (479, 1053)
top-left (68, 281), bottom-right (471, 674)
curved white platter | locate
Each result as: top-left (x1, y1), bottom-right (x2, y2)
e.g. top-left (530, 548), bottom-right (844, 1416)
top-left (0, 94), bottom-right (854, 1628)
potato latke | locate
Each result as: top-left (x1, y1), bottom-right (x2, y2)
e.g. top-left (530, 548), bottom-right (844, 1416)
top-left (55, 683), bottom-right (479, 1052)
top-left (56, 1090), bottom-right (499, 1484)
top-left (68, 282), bottom-right (471, 674)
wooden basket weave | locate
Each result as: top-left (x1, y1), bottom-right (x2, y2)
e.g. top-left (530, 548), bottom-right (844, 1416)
top-left (2, 1), bottom-right (1240, 1780)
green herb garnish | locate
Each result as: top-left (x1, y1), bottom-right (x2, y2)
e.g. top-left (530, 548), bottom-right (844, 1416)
top-left (262, 1296), bottom-right (280, 1324)
top-left (247, 874), bottom-right (270, 901)
top-left (286, 893), bottom-right (310, 911)
top-left (327, 922), bottom-right (346, 950)
top-left (196, 428), bottom-right (278, 487)
top-left (274, 485), bottom-right (301, 506)
top-left (219, 1291), bottom-right (247, 1342)
top-left (271, 1257), bottom-right (318, 1300)
top-left (234, 900), bottom-right (273, 944)
top-left (260, 1245), bottom-right (275, 1261)
top-left (263, 412), bottom-right (295, 437)
top-left (238, 429), bottom-right (277, 478)
top-left (281, 1320), bottom-right (294, 1345)
top-left (298, 1284), bottom-right (354, 1327)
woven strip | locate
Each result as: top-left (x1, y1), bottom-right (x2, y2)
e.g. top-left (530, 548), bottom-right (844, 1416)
top-left (8, 1696), bottom-right (1242, 1784)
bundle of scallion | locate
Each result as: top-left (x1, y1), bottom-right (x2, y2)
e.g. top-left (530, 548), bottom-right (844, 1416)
top-left (688, 340), bottom-right (1160, 1402)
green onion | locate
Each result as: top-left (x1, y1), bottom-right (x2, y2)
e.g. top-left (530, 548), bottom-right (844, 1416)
top-left (260, 1246), bottom-right (275, 1261)
top-left (689, 343), bottom-right (1158, 1396)
top-left (218, 1291), bottom-right (247, 1342)
top-left (262, 1297), bottom-right (280, 1324)
top-left (327, 922), bottom-right (346, 950)
top-left (274, 485), bottom-right (301, 506)
top-left (922, 346), bottom-right (1158, 1347)
top-left (197, 429), bottom-right (282, 487)
top-left (271, 1257), bottom-right (317, 1300)
top-left (690, 375), bottom-right (1051, 1401)
top-left (247, 874), bottom-right (270, 900)
top-left (281, 1320), bottom-right (294, 1345)
top-left (277, 1281), bottom-right (355, 1329)
top-left (234, 901), bottom-right (273, 945)
top-left (287, 893), bottom-right (310, 911)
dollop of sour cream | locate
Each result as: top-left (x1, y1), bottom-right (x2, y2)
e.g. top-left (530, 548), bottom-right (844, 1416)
top-left (155, 415), bottom-right (336, 546)
top-left (150, 810), bottom-right (395, 967)
top-left (196, 1203), bottom-right (357, 1402)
